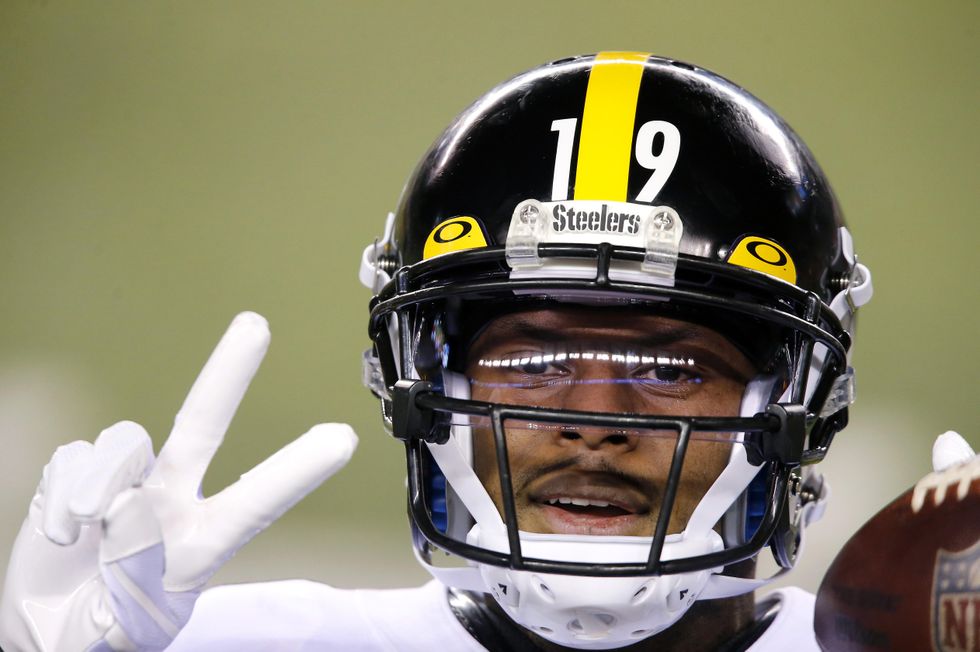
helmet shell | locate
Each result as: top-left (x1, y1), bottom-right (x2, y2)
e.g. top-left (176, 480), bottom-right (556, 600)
top-left (394, 53), bottom-right (847, 300)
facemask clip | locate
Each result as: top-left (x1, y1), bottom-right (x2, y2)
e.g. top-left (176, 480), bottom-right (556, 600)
top-left (746, 403), bottom-right (806, 466)
top-left (392, 380), bottom-right (450, 444)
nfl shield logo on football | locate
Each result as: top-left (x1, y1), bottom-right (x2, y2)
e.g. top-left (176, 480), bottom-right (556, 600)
top-left (932, 539), bottom-right (980, 652)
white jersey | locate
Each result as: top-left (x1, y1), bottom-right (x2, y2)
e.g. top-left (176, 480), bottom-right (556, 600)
top-left (167, 580), bottom-right (818, 651)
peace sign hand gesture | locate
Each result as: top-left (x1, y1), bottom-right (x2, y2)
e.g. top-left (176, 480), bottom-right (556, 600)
top-left (0, 312), bottom-right (358, 652)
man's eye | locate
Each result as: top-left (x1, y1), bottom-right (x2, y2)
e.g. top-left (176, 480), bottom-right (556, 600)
top-left (653, 365), bottom-right (681, 382)
top-left (635, 365), bottom-right (697, 384)
top-left (517, 358), bottom-right (552, 374)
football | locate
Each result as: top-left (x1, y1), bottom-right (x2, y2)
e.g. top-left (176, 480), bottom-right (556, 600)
top-left (815, 455), bottom-right (980, 651)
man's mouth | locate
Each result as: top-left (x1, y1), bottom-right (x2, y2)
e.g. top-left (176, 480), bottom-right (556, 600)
top-left (542, 496), bottom-right (633, 517)
top-left (528, 474), bottom-right (654, 536)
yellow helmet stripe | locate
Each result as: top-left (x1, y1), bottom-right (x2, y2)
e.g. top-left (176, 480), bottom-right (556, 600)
top-left (573, 51), bottom-right (649, 201)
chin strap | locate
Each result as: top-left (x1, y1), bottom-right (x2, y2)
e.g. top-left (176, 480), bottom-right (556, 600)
top-left (414, 547), bottom-right (488, 593)
top-left (700, 573), bottom-right (780, 600)
top-left (700, 469), bottom-right (831, 600)
top-left (423, 436), bottom-right (504, 533)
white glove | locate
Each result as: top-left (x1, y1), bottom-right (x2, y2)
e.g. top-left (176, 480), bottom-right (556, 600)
top-left (0, 312), bottom-right (358, 652)
top-left (932, 430), bottom-right (976, 472)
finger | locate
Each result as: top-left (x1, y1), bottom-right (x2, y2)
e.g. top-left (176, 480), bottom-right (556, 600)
top-left (100, 487), bottom-right (181, 648)
top-left (153, 311), bottom-right (270, 492)
top-left (208, 423), bottom-right (358, 550)
top-left (933, 430), bottom-right (976, 472)
top-left (41, 440), bottom-right (95, 544)
top-left (69, 421), bottom-right (155, 523)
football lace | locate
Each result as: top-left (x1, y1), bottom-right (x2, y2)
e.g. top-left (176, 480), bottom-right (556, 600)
top-left (911, 455), bottom-right (980, 513)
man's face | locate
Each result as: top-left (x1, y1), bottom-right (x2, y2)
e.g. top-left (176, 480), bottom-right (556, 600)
top-left (464, 307), bottom-right (756, 537)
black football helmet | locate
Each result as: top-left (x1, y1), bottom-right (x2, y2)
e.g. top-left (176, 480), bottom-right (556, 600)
top-left (360, 52), bottom-right (871, 648)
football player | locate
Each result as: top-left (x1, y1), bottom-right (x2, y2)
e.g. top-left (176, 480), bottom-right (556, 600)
top-left (4, 52), bottom-right (968, 651)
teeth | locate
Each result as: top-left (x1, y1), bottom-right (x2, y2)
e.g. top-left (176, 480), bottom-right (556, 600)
top-left (546, 497), bottom-right (611, 508)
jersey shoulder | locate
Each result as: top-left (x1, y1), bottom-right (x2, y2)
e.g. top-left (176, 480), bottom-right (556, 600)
top-left (749, 587), bottom-right (818, 651)
top-left (167, 579), bottom-right (486, 652)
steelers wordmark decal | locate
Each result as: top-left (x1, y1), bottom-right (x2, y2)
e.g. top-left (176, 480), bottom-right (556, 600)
top-left (726, 236), bottom-right (797, 285)
top-left (422, 216), bottom-right (488, 260)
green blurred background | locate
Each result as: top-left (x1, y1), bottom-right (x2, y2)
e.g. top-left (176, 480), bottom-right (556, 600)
top-left (1, 1), bottom-right (976, 594)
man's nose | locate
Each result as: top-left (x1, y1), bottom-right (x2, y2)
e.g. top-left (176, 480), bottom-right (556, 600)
top-left (554, 373), bottom-right (640, 450)
top-left (556, 426), bottom-right (638, 451)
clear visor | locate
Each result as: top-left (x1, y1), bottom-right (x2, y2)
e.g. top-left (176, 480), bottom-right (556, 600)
top-left (422, 307), bottom-right (775, 555)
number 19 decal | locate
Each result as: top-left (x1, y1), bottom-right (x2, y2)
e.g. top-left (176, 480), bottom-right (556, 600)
top-left (549, 118), bottom-right (681, 202)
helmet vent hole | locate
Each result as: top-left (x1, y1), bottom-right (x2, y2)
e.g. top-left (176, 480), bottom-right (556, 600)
top-left (535, 580), bottom-right (555, 602)
top-left (595, 613), bottom-right (616, 626)
top-left (568, 613), bottom-right (617, 634)
top-left (631, 583), bottom-right (653, 605)
top-left (631, 629), bottom-right (653, 638)
top-left (534, 625), bottom-right (554, 635)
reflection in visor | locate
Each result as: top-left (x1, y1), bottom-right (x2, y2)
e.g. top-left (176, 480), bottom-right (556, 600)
top-left (476, 351), bottom-right (696, 369)
top-left (465, 343), bottom-right (754, 418)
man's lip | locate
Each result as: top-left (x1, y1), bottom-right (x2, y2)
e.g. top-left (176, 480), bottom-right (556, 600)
top-left (535, 503), bottom-right (648, 535)
top-left (528, 471), bottom-right (651, 515)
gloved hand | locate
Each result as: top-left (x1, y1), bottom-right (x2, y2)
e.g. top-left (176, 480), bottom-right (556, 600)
top-left (0, 312), bottom-right (358, 652)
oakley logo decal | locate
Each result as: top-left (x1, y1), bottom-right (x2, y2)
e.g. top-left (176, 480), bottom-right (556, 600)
top-left (432, 220), bottom-right (473, 243)
top-left (725, 235), bottom-right (797, 285)
top-left (422, 216), bottom-right (488, 260)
